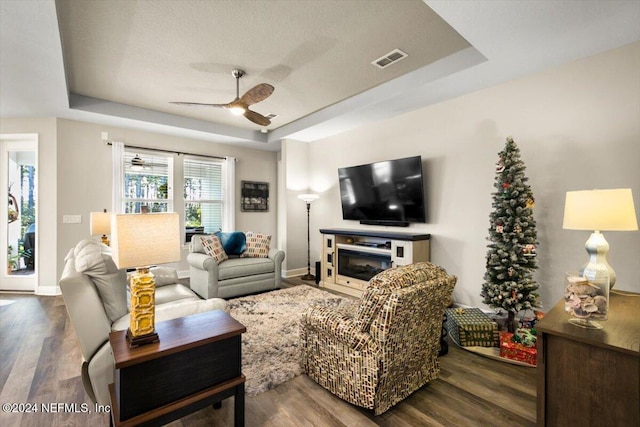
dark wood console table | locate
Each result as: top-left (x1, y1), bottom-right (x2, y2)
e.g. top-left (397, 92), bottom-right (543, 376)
top-left (536, 291), bottom-right (639, 426)
top-left (108, 310), bottom-right (246, 427)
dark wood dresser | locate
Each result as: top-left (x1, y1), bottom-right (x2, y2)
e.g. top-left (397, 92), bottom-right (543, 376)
top-left (536, 291), bottom-right (640, 426)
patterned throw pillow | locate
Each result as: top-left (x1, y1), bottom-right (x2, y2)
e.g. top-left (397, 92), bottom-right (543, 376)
top-left (241, 231), bottom-right (271, 258)
top-left (201, 235), bottom-right (228, 264)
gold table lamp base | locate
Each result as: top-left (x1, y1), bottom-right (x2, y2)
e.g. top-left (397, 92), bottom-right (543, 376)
top-left (128, 267), bottom-right (159, 348)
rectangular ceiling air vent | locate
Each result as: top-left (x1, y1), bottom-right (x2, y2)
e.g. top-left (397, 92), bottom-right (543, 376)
top-left (265, 113), bottom-right (279, 120)
top-left (371, 49), bottom-right (408, 69)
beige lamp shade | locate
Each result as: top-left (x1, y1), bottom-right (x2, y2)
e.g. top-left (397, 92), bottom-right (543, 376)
top-left (90, 211), bottom-right (112, 236)
top-left (563, 189), bottom-right (638, 231)
top-left (111, 212), bottom-right (181, 269)
top-left (298, 193), bottom-right (319, 203)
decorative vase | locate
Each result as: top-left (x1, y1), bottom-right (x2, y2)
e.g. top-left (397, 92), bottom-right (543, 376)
top-left (564, 271), bottom-right (609, 329)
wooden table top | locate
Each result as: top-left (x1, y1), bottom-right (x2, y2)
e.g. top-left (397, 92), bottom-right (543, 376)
top-left (536, 291), bottom-right (640, 357)
top-left (109, 310), bottom-right (246, 369)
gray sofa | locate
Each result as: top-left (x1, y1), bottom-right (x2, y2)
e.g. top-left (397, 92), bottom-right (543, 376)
top-left (59, 239), bottom-right (227, 405)
top-left (188, 234), bottom-right (285, 299)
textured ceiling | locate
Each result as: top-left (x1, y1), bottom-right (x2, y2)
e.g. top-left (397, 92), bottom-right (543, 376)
top-left (56, 0), bottom-right (469, 132)
top-left (2, 1), bottom-right (639, 150)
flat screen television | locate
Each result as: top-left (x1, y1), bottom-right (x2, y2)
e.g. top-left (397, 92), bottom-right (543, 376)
top-left (338, 155), bottom-right (426, 227)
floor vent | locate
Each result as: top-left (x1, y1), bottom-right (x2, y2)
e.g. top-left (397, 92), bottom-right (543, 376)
top-left (372, 49), bottom-right (408, 69)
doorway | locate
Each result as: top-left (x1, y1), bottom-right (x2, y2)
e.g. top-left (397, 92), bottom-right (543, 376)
top-left (1, 134), bottom-right (38, 292)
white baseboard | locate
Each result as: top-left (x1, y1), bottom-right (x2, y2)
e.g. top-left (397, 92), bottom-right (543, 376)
top-left (36, 285), bottom-right (61, 296)
top-left (284, 268), bottom-right (307, 278)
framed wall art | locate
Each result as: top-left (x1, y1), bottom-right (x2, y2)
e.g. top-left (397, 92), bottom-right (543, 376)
top-left (241, 181), bottom-right (269, 212)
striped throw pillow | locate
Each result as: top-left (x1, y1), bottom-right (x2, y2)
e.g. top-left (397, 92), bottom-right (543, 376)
top-left (201, 235), bottom-right (228, 264)
top-left (241, 231), bottom-right (271, 258)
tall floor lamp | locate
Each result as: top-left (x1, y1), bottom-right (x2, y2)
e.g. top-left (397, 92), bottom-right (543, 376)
top-left (298, 193), bottom-right (319, 281)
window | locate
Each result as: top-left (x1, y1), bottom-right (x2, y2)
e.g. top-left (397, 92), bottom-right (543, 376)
top-left (122, 151), bottom-right (173, 213)
top-left (114, 143), bottom-right (234, 244)
top-left (184, 158), bottom-right (224, 238)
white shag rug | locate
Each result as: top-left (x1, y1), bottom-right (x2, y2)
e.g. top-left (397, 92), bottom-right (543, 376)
top-left (227, 285), bottom-right (353, 395)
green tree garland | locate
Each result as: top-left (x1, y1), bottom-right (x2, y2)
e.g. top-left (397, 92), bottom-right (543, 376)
top-left (481, 137), bottom-right (540, 332)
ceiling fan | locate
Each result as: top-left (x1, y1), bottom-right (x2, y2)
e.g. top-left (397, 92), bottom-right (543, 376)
top-left (170, 69), bottom-right (274, 126)
top-left (130, 155), bottom-right (146, 170)
top-left (129, 154), bottom-right (167, 171)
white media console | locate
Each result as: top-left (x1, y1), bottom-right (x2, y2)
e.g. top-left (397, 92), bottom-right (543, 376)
top-left (319, 228), bottom-right (431, 297)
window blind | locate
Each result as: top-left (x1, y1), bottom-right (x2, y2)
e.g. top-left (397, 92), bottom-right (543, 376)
top-left (184, 158), bottom-right (224, 233)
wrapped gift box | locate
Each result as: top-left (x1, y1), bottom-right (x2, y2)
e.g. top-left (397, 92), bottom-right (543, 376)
top-left (499, 331), bottom-right (537, 366)
top-left (445, 307), bottom-right (499, 347)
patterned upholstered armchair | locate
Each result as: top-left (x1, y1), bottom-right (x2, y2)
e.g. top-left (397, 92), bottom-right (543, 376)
top-left (300, 262), bottom-right (457, 415)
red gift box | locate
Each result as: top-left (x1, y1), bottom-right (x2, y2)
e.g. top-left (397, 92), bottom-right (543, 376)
top-left (499, 331), bottom-right (537, 366)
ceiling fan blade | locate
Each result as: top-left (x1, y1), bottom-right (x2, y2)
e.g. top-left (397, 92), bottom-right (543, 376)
top-left (170, 101), bottom-right (227, 108)
top-left (244, 109), bottom-right (271, 126)
top-left (239, 83), bottom-right (274, 106)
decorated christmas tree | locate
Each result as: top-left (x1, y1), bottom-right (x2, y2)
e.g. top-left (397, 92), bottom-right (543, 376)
top-left (481, 137), bottom-right (540, 332)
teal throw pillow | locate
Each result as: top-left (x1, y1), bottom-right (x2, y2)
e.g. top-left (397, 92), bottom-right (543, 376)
top-left (215, 231), bottom-right (247, 256)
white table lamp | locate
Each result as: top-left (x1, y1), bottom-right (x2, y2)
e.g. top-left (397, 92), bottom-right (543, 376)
top-left (90, 209), bottom-right (111, 246)
top-left (111, 212), bottom-right (181, 347)
top-left (563, 188), bottom-right (638, 289)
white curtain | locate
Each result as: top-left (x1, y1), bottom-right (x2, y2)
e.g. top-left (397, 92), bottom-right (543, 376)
top-left (223, 156), bottom-right (236, 231)
top-left (111, 141), bottom-right (124, 213)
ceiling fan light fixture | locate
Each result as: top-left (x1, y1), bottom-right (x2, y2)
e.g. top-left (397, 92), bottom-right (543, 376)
top-left (130, 154), bottom-right (145, 171)
top-left (171, 68), bottom-right (274, 126)
top-left (228, 105), bottom-right (246, 115)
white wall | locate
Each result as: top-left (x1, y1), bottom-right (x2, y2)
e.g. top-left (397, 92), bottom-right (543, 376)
top-left (280, 139), bottom-right (316, 276)
top-left (301, 42), bottom-right (640, 310)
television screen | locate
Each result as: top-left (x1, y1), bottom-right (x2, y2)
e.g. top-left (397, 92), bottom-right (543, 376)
top-left (338, 156), bottom-right (426, 225)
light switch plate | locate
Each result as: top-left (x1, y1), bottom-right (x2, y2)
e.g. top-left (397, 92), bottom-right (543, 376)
top-left (63, 215), bottom-right (82, 224)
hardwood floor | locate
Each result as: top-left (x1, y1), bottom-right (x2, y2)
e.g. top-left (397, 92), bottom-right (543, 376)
top-left (0, 291), bottom-right (536, 426)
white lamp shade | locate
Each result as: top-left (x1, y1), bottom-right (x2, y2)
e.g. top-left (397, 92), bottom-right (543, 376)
top-left (298, 193), bottom-right (319, 203)
top-left (563, 188), bottom-right (638, 231)
top-left (111, 213), bottom-right (181, 269)
top-left (90, 211), bottom-right (111, 235)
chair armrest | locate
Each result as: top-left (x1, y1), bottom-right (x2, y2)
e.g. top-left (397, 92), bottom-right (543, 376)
top-left (86, 342), bottom-right (115, 405)
top-left (59, 267), bottom-right (112, 363)
top-left (268, 248), bottom-right (285, 263)
top-left (301, 305), bottom-right (377, 352)
top-left (268, 248), bottom-right (285, 288)
top-left (187, 252), bottom-right (218, 273)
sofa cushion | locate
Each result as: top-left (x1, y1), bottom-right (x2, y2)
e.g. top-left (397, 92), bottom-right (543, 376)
top-left (155, 284), bottom-right (200, 305)
top-left (215, 231), bottom-right (247, 256)
top-left (149, 266), bottom-right (180, 287)
top-left (111, 297), bottom-right (228, 331)
top-left (73, 239), bottom-right (128, 323)
top-left (218, 257), bottom-right (275, 281)
top-left (201, 235), bottom-right (228, 264)
top-left (241, 231), bottom-right (271, 258)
